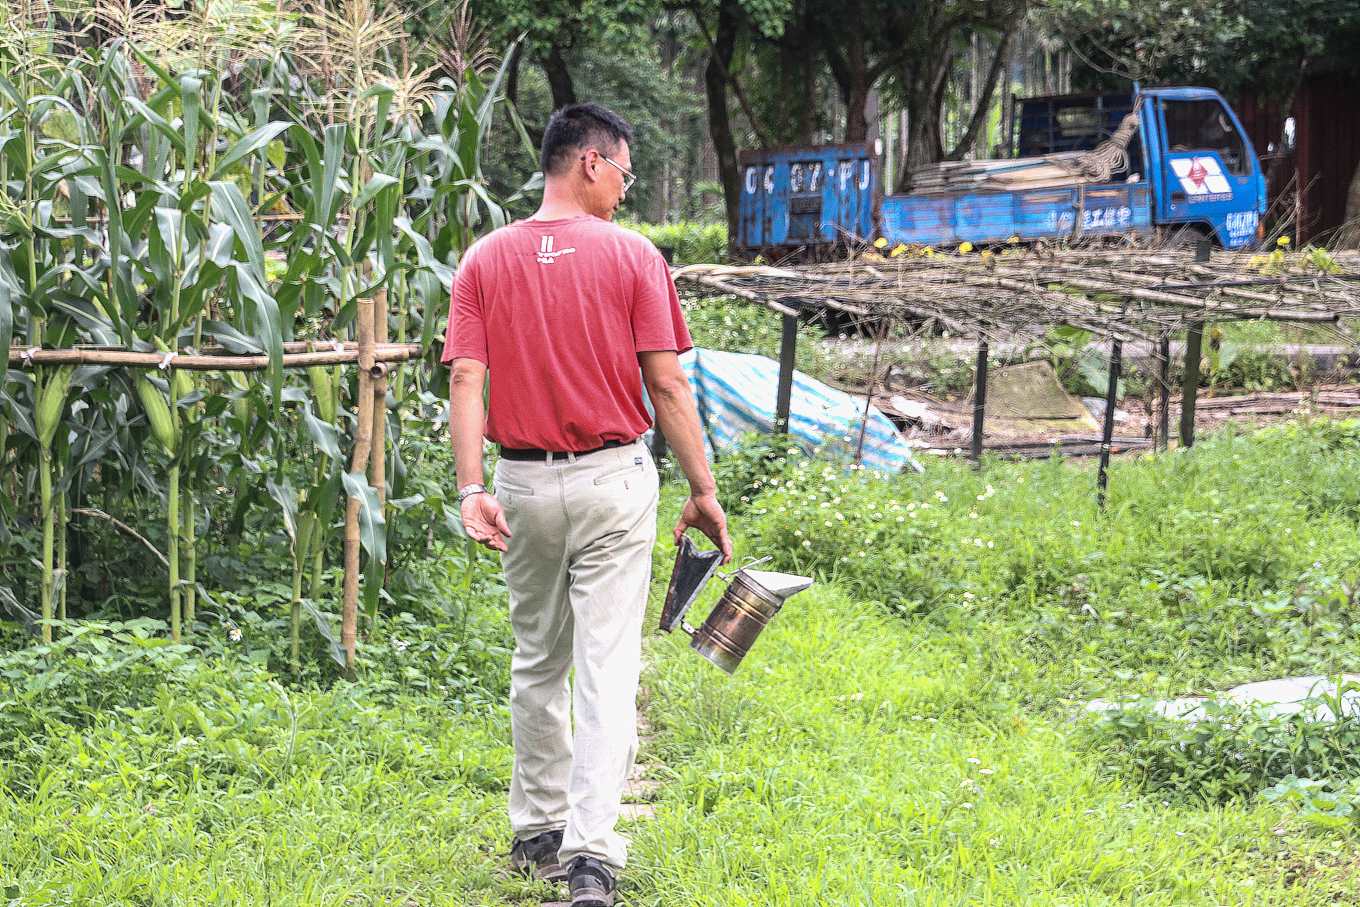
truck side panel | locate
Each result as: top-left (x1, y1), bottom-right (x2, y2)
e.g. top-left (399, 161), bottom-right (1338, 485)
top-left (879, 183), bottom-right (1152, 247)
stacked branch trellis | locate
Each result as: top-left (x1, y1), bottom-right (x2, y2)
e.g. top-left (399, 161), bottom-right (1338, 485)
top-left (672, 246), bottom-right (1360, 501)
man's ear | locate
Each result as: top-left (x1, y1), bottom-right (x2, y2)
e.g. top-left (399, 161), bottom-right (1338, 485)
top-left (580, 149), bottom-right (600, 183)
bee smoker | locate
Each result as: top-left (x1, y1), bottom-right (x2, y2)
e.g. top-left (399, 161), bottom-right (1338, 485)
top-left (659, 535), bottom-right (813, 673)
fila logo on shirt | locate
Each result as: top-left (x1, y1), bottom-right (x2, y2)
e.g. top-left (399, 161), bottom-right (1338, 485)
top-left (535, 234), bottom-right (577, 264)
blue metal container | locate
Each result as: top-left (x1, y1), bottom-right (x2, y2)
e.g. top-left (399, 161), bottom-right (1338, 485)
top-left (736, 143), bottom-right (877, 253)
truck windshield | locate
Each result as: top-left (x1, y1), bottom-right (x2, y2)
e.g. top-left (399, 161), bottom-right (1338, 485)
top-left (1162, 99), bottom-right (1248, 175)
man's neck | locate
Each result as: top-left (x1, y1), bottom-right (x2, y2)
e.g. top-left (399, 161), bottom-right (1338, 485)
top-left (531, 180), bottom-right (595, 221)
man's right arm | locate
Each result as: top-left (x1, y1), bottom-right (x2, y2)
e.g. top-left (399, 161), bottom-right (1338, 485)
top-left (639, 350), bottom-right (732, 563)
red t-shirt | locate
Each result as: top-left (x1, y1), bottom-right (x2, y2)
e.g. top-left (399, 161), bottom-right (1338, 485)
top-left (441, 215), bottom-right (693, 452)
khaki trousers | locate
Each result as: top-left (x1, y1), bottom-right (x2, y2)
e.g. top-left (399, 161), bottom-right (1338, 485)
top-left (494, 439), bottom-right (659, 871)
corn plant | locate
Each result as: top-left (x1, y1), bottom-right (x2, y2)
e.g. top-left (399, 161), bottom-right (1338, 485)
top-left (0, 0), bottom-right (533, 664)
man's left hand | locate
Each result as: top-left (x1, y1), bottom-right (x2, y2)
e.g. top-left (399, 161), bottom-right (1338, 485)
top-left (461, 493), bottom-right (512, 552)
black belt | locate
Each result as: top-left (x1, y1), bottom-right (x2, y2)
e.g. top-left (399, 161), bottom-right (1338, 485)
top-left (498, 438), bottom-right (637, 462)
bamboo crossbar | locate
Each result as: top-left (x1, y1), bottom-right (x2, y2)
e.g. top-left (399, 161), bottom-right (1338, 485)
top-left (6, 343), bottom-right (422, 371)
top-left (672, 247), bottom-right (1360, 343)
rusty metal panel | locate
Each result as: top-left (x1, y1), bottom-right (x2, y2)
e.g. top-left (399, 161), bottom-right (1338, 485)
top-left (1235, 76), bottom-right (1360, 243)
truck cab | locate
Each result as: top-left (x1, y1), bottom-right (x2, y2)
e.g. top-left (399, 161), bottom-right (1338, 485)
top-left (1016, 87), bottom-right (1266, 247)
top-left (1140, 87), bottom-right (1266, 247)
top-left (734, 86), bottom-right (1266, 256)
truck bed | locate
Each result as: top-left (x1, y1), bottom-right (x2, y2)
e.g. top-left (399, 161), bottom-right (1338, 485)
top-left (880, 181), bottom-right (1153, 248)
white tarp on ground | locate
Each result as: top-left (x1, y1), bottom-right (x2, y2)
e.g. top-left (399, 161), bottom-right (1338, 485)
top-left (1087, 674), bottom-right (1360, 724)
top-left (670, 347), bottom-right (922, 473)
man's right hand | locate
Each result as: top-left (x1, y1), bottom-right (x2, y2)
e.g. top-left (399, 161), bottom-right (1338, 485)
top-left (461, 493), bottom-right (512, 552)
top-left (674, 492), bottom-right (733, 564)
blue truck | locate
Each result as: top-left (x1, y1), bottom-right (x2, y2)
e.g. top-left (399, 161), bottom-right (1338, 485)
top-left (735, 87), bottom-right (1267, 256)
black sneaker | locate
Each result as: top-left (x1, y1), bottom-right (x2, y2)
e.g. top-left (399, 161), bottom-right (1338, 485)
top-left (568, 856), bottom-right (616, 906)
top-left (508, 829), bottom-right (567, 883)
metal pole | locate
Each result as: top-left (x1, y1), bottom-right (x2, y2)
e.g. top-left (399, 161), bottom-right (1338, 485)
top-left (1180, 323), bottom-right (1203, 448)
top-left (1097, 339), bottom-right (1122, 508)
top-left (1157, 335), bottom-right (1170, 451)
top-left (774, 312), bottom-right (798, 435)
top-left (1176, 241), bottom-right (1211, 450)
top-left (971, 338), bottom-right (989, 467)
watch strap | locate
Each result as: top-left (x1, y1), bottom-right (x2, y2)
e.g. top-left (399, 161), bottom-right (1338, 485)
top-left (457, 482), bottom-right (488, 504)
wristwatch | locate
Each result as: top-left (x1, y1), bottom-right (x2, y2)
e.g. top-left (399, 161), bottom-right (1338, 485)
top-left (457, 482), bottom-right (488, 504)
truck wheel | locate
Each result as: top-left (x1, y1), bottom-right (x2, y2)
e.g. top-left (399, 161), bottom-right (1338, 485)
top-left (1159, 224), bottom-right (1212, 249)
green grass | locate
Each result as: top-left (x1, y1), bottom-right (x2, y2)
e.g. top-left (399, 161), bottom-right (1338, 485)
top-left (7, 422), bottom-right (1360, 904)
top-left (633, 584), bottom-right (1359, 905)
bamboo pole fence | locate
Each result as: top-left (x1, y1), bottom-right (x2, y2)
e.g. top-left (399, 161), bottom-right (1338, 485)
top-left (7, 326), bottom-right (419, 667)
top-left (673, 245), bottom-right (1360, 504)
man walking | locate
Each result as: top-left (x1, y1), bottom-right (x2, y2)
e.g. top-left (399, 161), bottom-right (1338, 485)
top-left (443, 103), bottom-right (731, 906)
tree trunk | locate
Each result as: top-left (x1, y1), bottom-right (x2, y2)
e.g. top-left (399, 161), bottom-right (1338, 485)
top-left (778, 2), bottom-right (818, 145)
top-left (655, 16), bottom-right (679, 221)
top-left (845, 78), bottom-right (869, 143)
top-left (843, 28), bottom-right (869, 143)
top-left (1345, 157), bottom-right (1360, 248)
top-left (705, 0), bottom-right (741, 256)
top-left (506, 42), bottom-right (523, 108)
top-left (898, 49), bottom-right (953, 191)
top-left (947, 27), bottom-right (1015, 160)
top-left (820, 0), bottom-right (873, 143)
top-left (541, 42), bottom-right (576, 111)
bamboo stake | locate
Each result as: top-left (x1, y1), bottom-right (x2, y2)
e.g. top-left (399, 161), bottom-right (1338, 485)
top-left (7, 344), bottom-right (420, 371)
top-left (342, 296), bottom-right (376, 673)
top-left (369, 289), bottom-right (389, 631)
top-left (371, 290), bottom-right (388, 509)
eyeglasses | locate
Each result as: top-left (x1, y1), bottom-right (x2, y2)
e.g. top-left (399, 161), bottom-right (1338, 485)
top-left (584, 151), bottom-right (637, 193)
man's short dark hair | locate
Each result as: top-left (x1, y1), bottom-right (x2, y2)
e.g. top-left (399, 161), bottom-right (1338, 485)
top-left (540, 103), bottom-right (634, 176)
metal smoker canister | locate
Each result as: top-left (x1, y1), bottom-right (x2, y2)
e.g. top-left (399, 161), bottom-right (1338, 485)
top-left (689, 568), bottom-right (788, 673)
top-left (659, 536), bottom-right (813, 674)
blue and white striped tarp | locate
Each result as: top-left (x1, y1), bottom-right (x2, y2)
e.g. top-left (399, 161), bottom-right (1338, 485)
top-left (670, 347), bottom-right (922, 474)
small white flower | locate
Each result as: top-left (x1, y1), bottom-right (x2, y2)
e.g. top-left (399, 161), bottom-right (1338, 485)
top-left (979, 768), bottom-right (994, 776)
top-left (227, 627), bottom-right (243, 643)
top-left (967, 757), bottom-right (981, 765)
